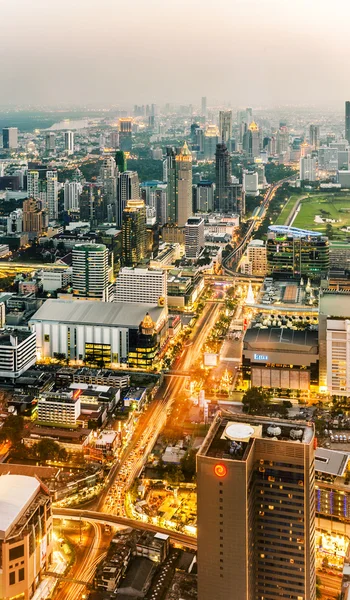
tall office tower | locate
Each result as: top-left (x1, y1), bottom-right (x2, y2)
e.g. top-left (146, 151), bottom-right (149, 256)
top-left (115, 150), bottom-right (127, 173)
top-left (300, 155), bottom-right (317, 181)
top-left (119, 118), bottom-right (133, 151)
top-left (246, 107), bottom-right (253, 122)
top-left (191, 123), bottom-right (200, 146)
top-left (309, 124), bottom-right (320, 150)
top-left (64, 130), bottom-right (74, 155)
top-left (79, 184), bottom-right (104, 223)
top-left (116, 171), bottom-right (140, 227)
top-left (140, 181), bottom-right (168, 225)
top-left (0, 474), bottom-right (53, 600)
top-left (197, 412), bottom-right (316, 600)
top-left (318, 147), bottom-right (338, 172)
top-left (243, 171), bottom-right (259, 197)
top-left (215, 143), bottom-right (232, 212)
top-left (100, 156), bottom-right (117, 208)
top-left (276, 125), bottom-right (289, 155)
top-left (2, 127), bottom-right (18, 149)
top-left (45, 132), bottom-right (56, 154)
top-left (100, 156), bottom-right (117, 179)
top-left (346, 101), bottom-right (350, 144)
top-left (164, 147), bottom-right (177, 223)
top-left (194, 181), bottom-right (215, 212)
top-left (219, 110), bottom-right (232, 144)
top-left (46, 170), bottom-right (58, 220)
top-left (185, 217), bottom-right (204, 259)
top-left (201, 96), bottom-right (207, 118)
top-left (203, 125), bottom-right (220, 159)
top-left (109, 130), bottom-right (119, 149)
top-left (319, 291), bottom-right (350, 395)
top-left (242, 122), bottom-right (261, 158)
top-left (72, 243), bottom-right (109, 301)
top-left (22, 198), bottom-right (45, 233)
top-left (115, 267), bottom-right (167, 304)
top-left (176, 142), bottom-right (193, 227)
top-left (122, 199), bottom-right (147, 267)
top-left (27, 170), bottom-right (40, 199)
top-left (64, 181), bottom-right (81, 211)
top-left (7, 209), bottom-right (23, 234)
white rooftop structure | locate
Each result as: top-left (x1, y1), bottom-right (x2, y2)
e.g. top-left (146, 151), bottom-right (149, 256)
top-left (0, 474), bottom-right (40, 539)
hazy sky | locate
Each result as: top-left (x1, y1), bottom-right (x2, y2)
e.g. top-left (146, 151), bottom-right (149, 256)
top-left (1, 0), bottom-right (350, 108)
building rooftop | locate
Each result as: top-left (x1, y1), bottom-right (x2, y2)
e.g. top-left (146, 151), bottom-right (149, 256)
top-left (268, 225), bottom-right (323, 238)
top-left (73, 243), bottom-right (106, 252)
top-left (315, 448), bottom-right (349, 477)
top-left (30, 299), bottom-right (166, 329)
top-left (0, 330), bottom-right (35, 347)
top-left (199, 413), bottom-right (314, 462)
top-left (244, 326), bottom-right (318, 351)
top-left (320, 292), bottom-right (350, 318)
top-left (0, 474), bottom-right (40, 539)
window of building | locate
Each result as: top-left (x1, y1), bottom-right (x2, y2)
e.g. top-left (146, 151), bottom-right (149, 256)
top-left (9, 572), bottom-right (15, 585)
top-left (19, 568), bottom-right (25, 581)
top-left (9, 545), bottom-right (24, 561)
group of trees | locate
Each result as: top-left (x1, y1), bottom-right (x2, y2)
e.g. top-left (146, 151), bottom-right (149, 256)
top-left (242, 387), bottom-right (290, 418)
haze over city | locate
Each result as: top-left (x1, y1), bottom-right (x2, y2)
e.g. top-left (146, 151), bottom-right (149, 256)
top-left (1, 0), bottom-right (350, 106)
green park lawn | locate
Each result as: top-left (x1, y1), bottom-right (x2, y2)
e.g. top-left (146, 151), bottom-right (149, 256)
top-left (274, 195), bottom-right (302, 226)
top-left (288, 194), bottom-right (350, 237)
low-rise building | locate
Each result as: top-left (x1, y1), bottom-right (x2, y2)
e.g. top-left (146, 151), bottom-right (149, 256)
top-left (37, 391), bottom-right (81, 427)
top-left (123, 387), bottom-right (147, 410)
top-left (0, 330), bottom-right (36, 380)
top-left (136, 531), bottom-right (170, 563)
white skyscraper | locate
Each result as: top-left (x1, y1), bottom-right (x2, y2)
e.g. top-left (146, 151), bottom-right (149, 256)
top-left (27, 170), bottom-right (40, 199)
top-left (2, 127), bottom-right (18, 149)
top-left (185, 217), bottom-right (205, 259)
top-left (46, 171), bottom-right (58, 220)
top-left (114, 267), bottom-right (167, 305)
top-left (64, 181), bottom-right (81, 211)
top-left (72, 243), bottom-right (109, 301)
top-left (64, 131), bottom-right (74, 155)
top-left (300, 155), bottom-right (317, 181)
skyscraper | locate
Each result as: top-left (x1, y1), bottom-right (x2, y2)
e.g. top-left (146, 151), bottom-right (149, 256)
top-left (119, 118), bottom-right (133, 151)
top-left (116, 171), bottom-right (140, 227)
top-left (215, 143), bottom-right (232, 212)
top-left (64, 130), bottom-right (74, 155)
top-left (185, 217), bottom-right (204, 259)
top-left (115, 150), bottom-right (127, 173)
top-left (197, 412), bottom-right (316, 600)
top-left (72, 243), bottom-right (109, 301)
top-left (27, 170), bottom-right (40, 199)
top-left (299, 155), bottom-right (317, 181)
top-left (2, 127), bottom-right (18, 149)
top-left (276, 125), bottom-right (289, 155)
top-left (164, 147), bottom-right (177, 223)
top-left (242, 122), bottom-right (261, 158)
top-left (22, 198), bottom-right (45, 233)
top-left (64, 181), bottom-right (81, 212)
top-left (46, 171), bottom-right (58, 220)
top-left (309, 124), bottom-right (320, 150)
top-left (201, 96), bottom-right (207, 118)
top-left (45, 132), bottom-right (56, 154)
top-left (346, 101), bottom-right (350, 145)
top-left (219, 110), bottom-right (232, 144)
top-left (122, 199), bottom-right (147, 267)
top-left (175, 142), bottom-right (193, 227)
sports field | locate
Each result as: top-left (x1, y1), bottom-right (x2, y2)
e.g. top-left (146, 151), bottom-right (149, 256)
top-left (291, 195), bottom-right (350, 237)
top-left (274, 195), bottom-right (302, 226)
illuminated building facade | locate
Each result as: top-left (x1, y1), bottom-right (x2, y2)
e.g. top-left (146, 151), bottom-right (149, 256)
top-left (197, 413), bottom-right (315, 600)
top-left (72, 243), bottom-right (109, 301)
top-left (175, 142), bottom-right (193, 227)
top-left (121, 199), bottom-right (147, 267)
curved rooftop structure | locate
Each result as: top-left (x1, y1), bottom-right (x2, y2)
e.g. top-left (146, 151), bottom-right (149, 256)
top-left (268, 225), bottom-right (322, 238)
top-left (0, 474), bottom-right (40, 539)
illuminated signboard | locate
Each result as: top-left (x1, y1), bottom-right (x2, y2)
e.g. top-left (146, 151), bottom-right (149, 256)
top-left (254, 354), bottom-right (268, 361)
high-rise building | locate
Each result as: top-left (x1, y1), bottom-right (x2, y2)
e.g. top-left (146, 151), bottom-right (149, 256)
top-left (109, 130), bottom-right (119, 149)
top-left (319, 292), bottom-right (350, 396)
top-left (266, 225), bottom-right (329, 279)
top-left (300, 155), bottom-right (317, 181)
top-left (246, 239), bottom-right (267, 275)
top-left (45, 132), bottom-right (56, 153)
top-left (37, 391), bottom-right (81, 427)
top-left (46, 171), bottom-right (58, 220)
top-left (27, 170), bottom-right (39, 199)
top-left (219, 110), bottom-right (232, 144)
top-left (114, 267), bottom-right (167, 305)
top-left (121, 200), bottom-right (147, 267)
top-left (64, 130), bottom-right (74, 155)
top-left (201, 96), bottom-right (207, 118)
top-left (185, 217), bottom-right (204, 259)
top-left (242, 171), bottom-right (259, 197)
top-left (115, 150), bottom-right (127, 173)
top-left (22, 198), bottom-right (45, 234)
top-left (175, 142), bottom-right (193, 227)
top-left (215, 143), bottom-right (232, 212)
top-left (309, 124), bottom-right (320, 150)
top-left (345, 101), bottom-right (350, 144)
top-left (193, 181), bottom-right (215, 212)
top-left (0, 474), bottom-right (53, 600)
top-left (140, 181), bottom-right (168, 225)
top-left (203, 125), bottom-right (220, 159)
top-left (116, 171), bottom-right (140, 227)
top-left (164, 147), bottom-right (177, 223)
top-left (119, 118), bottom-right (133, 151)
top-left (79, 184), bottom-right (104, 223)
top-left (2, 127), bottom-right (18, 149)
top-left (64, 181), bottom-right (81, 212)
top-left (318, 147), bottom-right (338, 172)
top-left (197, 412), bottom-right (316, 600)
top-left (100, 156), bottom-right (117, 208)
top-left (276, 125), bottom-right (289, 155)
top-left (242, 122), bottom-right (260, 158)
top-left (72, 243), bottom-right (109, 301)
top-left (7, 209), bottom-right (23, 234)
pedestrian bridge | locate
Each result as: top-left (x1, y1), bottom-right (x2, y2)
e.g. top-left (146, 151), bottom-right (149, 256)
top-left (53, 508), bottom-right (197, 549)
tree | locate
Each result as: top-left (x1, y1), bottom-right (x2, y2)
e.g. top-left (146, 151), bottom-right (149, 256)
top-left (325, 223), bottom-right (334, 239)
top-left (0, 415), bottom-right (24, 445)
top-left (180, 449), bottom-right (197, 480)
top-left (242, 387), bottom-right (271, 415)
top-left (35, 439), bottom-right (66, 463)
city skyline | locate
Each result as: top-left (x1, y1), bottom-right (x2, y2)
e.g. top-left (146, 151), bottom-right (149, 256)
top-left (1, 0), bottom-right (350, 107)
